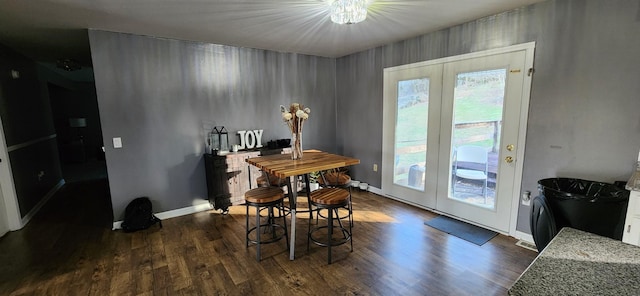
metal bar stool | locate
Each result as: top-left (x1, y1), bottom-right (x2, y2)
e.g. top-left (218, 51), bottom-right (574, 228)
top-left (245, 186), bottom-right (289, 261)
top-left (317, 171), bottom-right (353, 227)
top-left (307, 187), bottom-right (353, 264)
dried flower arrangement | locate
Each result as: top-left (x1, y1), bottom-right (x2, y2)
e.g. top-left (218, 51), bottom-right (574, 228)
top-left (280, 103), bottom-right (310, 159)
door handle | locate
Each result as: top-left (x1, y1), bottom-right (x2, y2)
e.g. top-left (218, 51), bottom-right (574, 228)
top-left (505, 156), bottom-right (514, 163)
top-left (506, 144), bottom-right (515, 151)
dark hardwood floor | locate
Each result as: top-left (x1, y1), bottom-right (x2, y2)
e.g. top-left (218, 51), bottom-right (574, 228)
top-left (0, 180), bottom-right (537, 295)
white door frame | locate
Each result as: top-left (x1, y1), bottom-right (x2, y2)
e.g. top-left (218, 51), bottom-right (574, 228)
top-left (509, 43), bottom-right (535, 236)
top-left (0, 115), bottom-right (22, 232)
top-left (382, 42), bottom-right (535, 236)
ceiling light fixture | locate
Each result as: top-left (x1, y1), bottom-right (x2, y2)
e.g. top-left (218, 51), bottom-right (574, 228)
top-left (330, 0), bottom-right (368, 25)
top-left (56, 58), bottom-right (81, 71)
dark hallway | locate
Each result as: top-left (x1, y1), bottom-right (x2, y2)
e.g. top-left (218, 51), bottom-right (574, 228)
top-left (47, 81), bottom-right (108, 184)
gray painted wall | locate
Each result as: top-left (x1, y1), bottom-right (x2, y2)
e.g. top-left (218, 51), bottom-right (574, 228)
top-left (88, 31), bottom-right (337, 220)
top-left (336, 0), bottom-right (640, 234)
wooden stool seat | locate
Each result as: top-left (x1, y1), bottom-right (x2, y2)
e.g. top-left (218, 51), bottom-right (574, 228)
top-left (318, 172), bottom-right (351, 187)
top-left (245, 187), bottom-right (284, 204)
top-left (309, 188), bottom-right (349, 205)
top-left (316, 172), bottom-right (353, 227)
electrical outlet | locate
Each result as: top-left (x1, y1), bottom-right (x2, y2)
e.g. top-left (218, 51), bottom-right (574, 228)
top-left (113, 137), bottom-right (122, 148)
top-left (373, 164), bottom-right (378, 172)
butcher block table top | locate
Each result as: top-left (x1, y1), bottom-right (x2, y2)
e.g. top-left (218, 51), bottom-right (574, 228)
top-left (246, 150), bottom-right (360, 179)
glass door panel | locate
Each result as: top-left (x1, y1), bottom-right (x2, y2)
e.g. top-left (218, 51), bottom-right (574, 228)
top-left (449, 69), bottom-right (506, 209)
top-left (393, 78), bottom-right (429, 191)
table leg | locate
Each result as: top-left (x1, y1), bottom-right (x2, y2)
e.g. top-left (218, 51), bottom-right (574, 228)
top-left (287, 176), bottom-right (298, 260)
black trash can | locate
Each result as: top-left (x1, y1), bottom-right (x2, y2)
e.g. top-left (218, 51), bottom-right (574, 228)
top-left (530, 194), bottom-right (557, 252)
top-left (537, 178), bottom-right (630, 240)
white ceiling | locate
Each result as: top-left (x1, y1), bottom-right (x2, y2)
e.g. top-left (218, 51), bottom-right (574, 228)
top-left (0, 0), bottom-right (547, 65)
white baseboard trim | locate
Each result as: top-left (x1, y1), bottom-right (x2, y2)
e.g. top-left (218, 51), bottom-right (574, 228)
top-left (367, 185), bottom-right (383, 195)
top-left (112, 202), bottom-right (213, 230)
top-left (20, 179), bottom-right (65, 228)
top-left (513, 230), bottom-right (534, 244)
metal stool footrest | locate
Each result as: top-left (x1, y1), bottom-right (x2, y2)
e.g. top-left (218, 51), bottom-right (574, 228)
top-left (247, 223), bottom-right (288, 245)
top-left (309, 224), bottom-right (351, 247)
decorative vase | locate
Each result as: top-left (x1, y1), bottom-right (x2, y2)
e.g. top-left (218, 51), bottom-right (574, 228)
top-left (291, 132), bottom-right (303, 160)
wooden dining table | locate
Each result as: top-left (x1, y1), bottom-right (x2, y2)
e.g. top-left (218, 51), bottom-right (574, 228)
top-left (246, 150), bottom-right (360, 260)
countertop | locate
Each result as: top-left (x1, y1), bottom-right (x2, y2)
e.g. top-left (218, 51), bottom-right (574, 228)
top-left (509, 227), bottom-right (640, 295)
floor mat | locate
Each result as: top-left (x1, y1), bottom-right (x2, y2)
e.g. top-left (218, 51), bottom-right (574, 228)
top-left (425, 215), bottom-right (498, 246)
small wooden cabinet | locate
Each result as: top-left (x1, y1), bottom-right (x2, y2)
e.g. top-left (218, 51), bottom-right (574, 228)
top-left (204, 151), bottom-right (262, 212)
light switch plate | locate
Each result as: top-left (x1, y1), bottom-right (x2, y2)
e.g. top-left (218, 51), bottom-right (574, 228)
top-left (113, 137), bottom-right (122, 148)
top-left (522, 191), bottom-right (531, 206)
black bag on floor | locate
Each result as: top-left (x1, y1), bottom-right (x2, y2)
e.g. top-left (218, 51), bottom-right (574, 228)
top-left (121, 197), bottom-right (162, 232)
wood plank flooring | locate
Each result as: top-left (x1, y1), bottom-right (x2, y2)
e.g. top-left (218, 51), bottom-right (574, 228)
top-left (0, 179), bottom-right (537, 295)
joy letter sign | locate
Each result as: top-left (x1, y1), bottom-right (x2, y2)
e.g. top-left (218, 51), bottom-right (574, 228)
top-left (237, 130), bottom-right (263, 150)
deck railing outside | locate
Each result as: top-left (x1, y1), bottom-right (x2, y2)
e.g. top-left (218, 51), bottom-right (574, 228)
top-left (395, 120), bottom-right (501, 155)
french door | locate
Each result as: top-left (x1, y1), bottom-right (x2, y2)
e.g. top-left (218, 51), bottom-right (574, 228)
top-left (381, 63), bottom-right (442, 208)
top-left (382, 43), bottom-right (534, 233)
